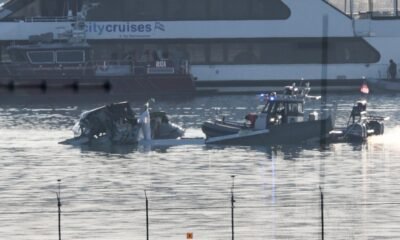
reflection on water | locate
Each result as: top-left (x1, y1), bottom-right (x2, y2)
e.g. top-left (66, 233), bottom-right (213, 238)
top-left (1, 93), bottom-right (400, 239)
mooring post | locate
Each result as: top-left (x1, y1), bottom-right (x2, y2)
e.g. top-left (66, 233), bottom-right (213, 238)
top-left (145, 190), bottom-right (149, 240)
top-left (56, 179), bottom-right (62, 240)
top-left (231, 175), bottom-right (235, 240)
top-left (319, 186), bottom-right (324, 240)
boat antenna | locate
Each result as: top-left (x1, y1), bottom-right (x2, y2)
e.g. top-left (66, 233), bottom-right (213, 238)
top-left (231, 175), bottom-right (235, 240)
top-left (56, 179), bottom-right (62, 240)
top-left (299, 77), bottom-right (304, 87)
top-left (66, 0), bottom-right (71, 16)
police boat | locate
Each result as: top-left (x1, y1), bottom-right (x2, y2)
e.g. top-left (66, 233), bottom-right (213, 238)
top-left (202, 89), bottom-right (336, 146)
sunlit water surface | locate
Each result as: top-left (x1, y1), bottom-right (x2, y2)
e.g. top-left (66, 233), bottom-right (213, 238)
top-left (1, 92), bottom-right (400, 240)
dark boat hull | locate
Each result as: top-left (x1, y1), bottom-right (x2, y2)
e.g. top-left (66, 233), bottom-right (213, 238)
top-left (205, 118), bottom-right (333, 146)
top-left (202, 120), bottom-right (245, 138)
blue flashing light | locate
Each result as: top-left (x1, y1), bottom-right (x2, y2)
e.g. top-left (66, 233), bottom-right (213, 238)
top-left (269, 96), bottom-right (275, 101)
top-left (258, 93), bottom-right (268, 103)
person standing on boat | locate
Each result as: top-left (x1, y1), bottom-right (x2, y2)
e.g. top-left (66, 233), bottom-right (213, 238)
top-left (388, 59), bottom-right (397, 81)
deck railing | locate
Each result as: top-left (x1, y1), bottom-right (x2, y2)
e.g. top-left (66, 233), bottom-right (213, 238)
top-left (0, 59), bottom-right (191, 79)
top-left (23, 16), bottom-right (77, 23)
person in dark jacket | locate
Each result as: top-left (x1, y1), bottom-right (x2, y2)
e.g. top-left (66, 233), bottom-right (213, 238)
top-left (388, 59), bottom-right (397, 81)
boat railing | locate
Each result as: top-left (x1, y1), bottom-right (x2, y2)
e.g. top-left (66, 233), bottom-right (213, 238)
top-left (373, 63), bottom-right (394, 80)
top-left (347, 63), bottom-right (395, 80)
top-left (23, 16), bottom-right (77, 23)
top-left (93, 59), bottom-right (190, 75)
top-left (0, 59), bottom-right (191, 78)
top-left (1, 61), bottom-right (93, 79)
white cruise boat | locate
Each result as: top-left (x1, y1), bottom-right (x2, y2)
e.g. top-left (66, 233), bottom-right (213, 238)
top-left (0, 0), bottom-right (399, 93)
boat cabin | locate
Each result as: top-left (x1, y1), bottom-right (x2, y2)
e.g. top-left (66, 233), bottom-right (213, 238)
top-left (252, 95), bottom-right (304, 130)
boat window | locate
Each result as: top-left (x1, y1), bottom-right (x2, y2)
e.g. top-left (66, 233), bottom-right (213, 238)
top-left (209, 43), bottom-right (225, 63)
top-left (185, 44), bottom-right (206, 64)
top-left (1, 49), bottom-right (11, 63)
top-left (129, 0), bottom-right (164, 21)
top-left (227, 43), bottom-right (258, 64)
top-left (262, 102), bottom-right (275, 114)
top-left (7, 50), bottom-right (27, 63)
top-left (227, 43), bottom-right (247, 64)
top-left (261, 103), bottom-right (269, 113)
top-left (287, 103), bottom-right (304, 114)
top-left (83, 0), bottom-right (290, 21)
top-left (208, 0), bottom-right (225, 20)
top-left (27, 51), bottom-right (54, 64)
top-left (56, 50), bottom-right (85, 63)
top-left (225, 0), bottom-right (250, 19)
top-left (250, 0), bottom-right (290, 19)
top-left (88, 37), bottom-right (380, 65)
top-left (186, 0), bottom-right (208, 20)
top-left (276, 103), bottom-right (285, 115)
top-left (166, 0), bottom-right (186, 20)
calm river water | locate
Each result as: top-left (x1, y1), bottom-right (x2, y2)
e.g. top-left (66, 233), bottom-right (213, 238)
top-left (1, 91), bottom-right (400, 240)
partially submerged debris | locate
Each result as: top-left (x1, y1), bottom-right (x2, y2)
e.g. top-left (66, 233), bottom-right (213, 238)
top-left (60, 101), bottom-right (184, 146)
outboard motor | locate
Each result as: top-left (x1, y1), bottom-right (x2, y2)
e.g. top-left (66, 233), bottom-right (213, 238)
top-left (367, 120), bottom-right (384, 135)
top-left (346, 122), bottom-right (368, 142)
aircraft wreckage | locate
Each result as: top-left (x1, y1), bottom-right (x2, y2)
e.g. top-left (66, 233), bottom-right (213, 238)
top-left (59, 101), bottom-right (184, 145)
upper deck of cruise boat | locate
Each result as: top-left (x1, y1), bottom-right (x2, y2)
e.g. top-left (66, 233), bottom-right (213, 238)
top-left (0, 0), bottom-right (400, 41)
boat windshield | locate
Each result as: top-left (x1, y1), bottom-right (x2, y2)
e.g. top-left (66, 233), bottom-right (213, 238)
top-left (261, 100), bottom-right (303, 115)
top-left (261, 102), bottom-right (274, 114)
top-left (261, 101), bottom-right (282, 115)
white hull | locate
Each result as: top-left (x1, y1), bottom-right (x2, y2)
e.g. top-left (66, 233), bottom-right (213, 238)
top-left (1, 0), bottom-right (400, 92)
